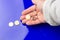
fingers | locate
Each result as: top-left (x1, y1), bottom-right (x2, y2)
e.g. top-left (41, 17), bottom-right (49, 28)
top-left (20, 11), bottom-right (41, 25)
top-left (37, 12), bottom-right (45, 23)
top-left (20, 11), bottom-right (37, 20)
top-left (25, 12), bottom-right (45, 25)
top-left (22, 5), bottom-right (36, 15)
top-left (20, 15), bottom-right (25, 20)
top-left (26, 19), bottom-right (40, 25)
top-left (20, 11), bottom-right (36, 24)
top-left (20, 15), bottom-right (29, 24)
top-left (22, 19), bottom-right (28, 24)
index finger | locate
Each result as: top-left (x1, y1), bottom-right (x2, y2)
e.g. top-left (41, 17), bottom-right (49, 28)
top-left (22, 5), bottom-right (36, 15)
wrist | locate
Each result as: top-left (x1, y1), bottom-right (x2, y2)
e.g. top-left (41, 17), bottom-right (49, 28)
top-left (36, 0), bottom-right (45, 12)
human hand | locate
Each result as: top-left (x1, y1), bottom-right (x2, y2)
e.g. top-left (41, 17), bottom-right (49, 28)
top-left (20, 8), bottom-right (45, 25)
top-left (20, 0), bottom-right (45, 25)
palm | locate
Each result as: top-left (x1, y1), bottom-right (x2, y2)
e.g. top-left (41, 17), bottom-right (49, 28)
top-left (25, 11), bottom-right (45, 25)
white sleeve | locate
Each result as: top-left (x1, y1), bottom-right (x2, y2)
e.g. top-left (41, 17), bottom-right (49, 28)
top-left (43, 0), bottom-right (60, 26)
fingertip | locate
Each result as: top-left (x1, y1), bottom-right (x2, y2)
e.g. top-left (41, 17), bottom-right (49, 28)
top-left (26, 21), bottom-right (32, 25)
top-left (22, 19), bottom-right (28, 24)
top-left (20, 16), bottom-right (22, 20)
top-left (22, 9), bottom-right (29, 15)
top-left (22, 10), bottom-right (25, 15)
top-left (26, 21), bottom-right (30, 25)
top-left (20, 15), bottom-right (25, 20)
top-left (26, 20), bottom-right (35, 25)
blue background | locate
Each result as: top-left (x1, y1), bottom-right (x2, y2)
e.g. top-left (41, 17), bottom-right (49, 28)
top-left (24, 0), bottom-right (60, 40)
top-left (0, 0), bottom-right (28, 40)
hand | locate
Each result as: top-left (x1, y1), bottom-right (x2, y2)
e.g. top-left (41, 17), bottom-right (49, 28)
top-left (20, 11), bottom-right (45, 25)
top-left (20, 0), bottom-right (45, 25)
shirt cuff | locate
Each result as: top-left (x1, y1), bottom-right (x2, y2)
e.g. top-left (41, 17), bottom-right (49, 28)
top-left (42, 0), bottom-right (59, 26)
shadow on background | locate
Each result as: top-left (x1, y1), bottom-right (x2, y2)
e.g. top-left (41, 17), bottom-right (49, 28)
top-left (23, 0), bottom-right (60, 40)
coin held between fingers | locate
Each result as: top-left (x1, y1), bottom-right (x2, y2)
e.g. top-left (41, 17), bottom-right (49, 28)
top-left (31, 16), bottom-right (38, 21)
top-left (26, 14), bottom-right (31, 20)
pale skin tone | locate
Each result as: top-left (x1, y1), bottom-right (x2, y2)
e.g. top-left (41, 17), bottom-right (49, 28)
top-left (20, 0), bottom-right (45, 25)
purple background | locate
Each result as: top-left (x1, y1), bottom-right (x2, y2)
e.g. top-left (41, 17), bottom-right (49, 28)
top-left (0, 0), bottom-right (28, 40)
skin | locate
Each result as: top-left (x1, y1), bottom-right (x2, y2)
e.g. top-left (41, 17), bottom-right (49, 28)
top-left (20, 0), bottom-right (45, 25)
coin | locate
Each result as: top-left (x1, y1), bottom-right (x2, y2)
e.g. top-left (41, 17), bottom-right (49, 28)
top-left (14, 20), bottom-right (20, 25)
top-left (31, 16), bottom-right (38, 21)
top-left (8, 22), bottom-right (14, 27)
top-left (26, 14), bottom-right (31, 20)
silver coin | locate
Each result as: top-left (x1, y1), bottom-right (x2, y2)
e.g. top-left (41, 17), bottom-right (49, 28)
top-left (8, 22), bottom-right (14, 27)
top-left (14, 20), bottom-right (20, 26)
